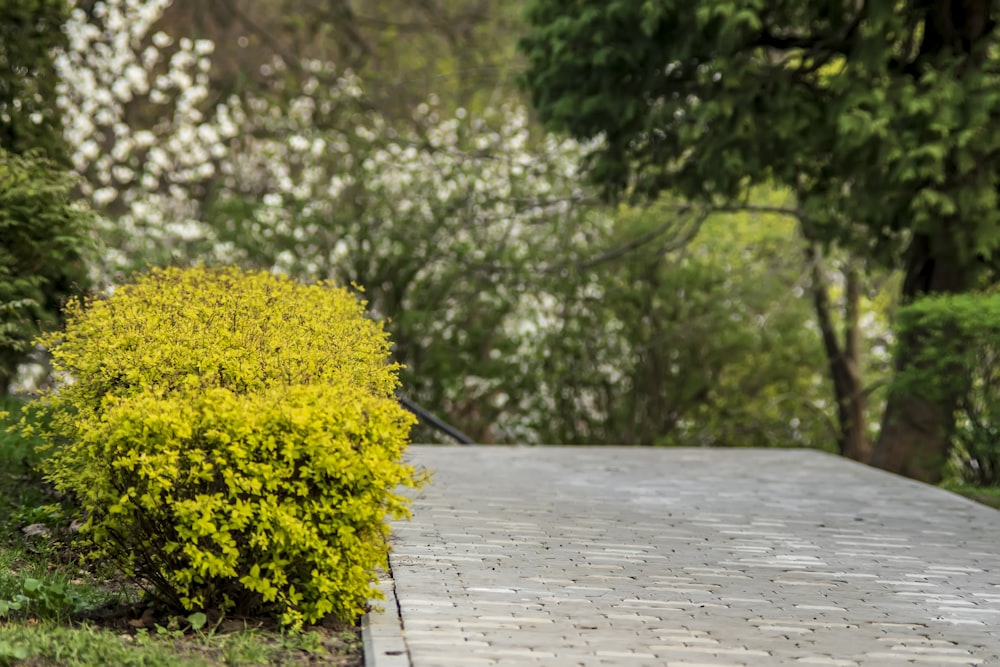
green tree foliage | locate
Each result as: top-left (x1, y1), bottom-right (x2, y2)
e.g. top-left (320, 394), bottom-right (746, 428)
top-left (893, 292), bottom-right (1000, 485)
top-left (520, 0), bottom-right (1000, 480)
top-left (0, 0), bottom-right (69, 160)
top-left (519, 198), bottom-right (835, 448)
top-left (0, 0), bottom-right (91, 395)
top-left (26, 266), bottom-right (423, 627)
top-left (0, 150), bottom-right (91, 396)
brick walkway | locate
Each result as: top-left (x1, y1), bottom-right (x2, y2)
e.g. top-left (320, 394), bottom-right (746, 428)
top-left (362, 446), bottom-right (1000, 666)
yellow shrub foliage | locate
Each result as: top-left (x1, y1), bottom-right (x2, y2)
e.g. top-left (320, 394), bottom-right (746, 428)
top-left (28, 266), bottom-right (423, 627)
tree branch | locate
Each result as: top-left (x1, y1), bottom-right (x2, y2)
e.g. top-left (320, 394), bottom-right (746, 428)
top-left (578, 208), bottom-right (708, 269)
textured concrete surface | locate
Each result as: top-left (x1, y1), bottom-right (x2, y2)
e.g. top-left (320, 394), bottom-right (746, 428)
top-left (364, 446), bottom-right (1000, 666)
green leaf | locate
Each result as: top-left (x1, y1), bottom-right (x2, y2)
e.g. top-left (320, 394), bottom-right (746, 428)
top-left (21, 578), bottom-right (42, 593)
top-left (188, 611), bottom-right (208, 631)
top-left (0, 639), bottom-right (29, 661)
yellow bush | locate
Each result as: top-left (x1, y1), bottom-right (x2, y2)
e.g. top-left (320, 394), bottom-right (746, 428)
top-left (28, 266), bottom-right (423, 627)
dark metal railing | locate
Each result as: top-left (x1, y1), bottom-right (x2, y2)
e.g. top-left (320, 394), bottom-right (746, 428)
top-left (398, 395), bottom-right (476, 445)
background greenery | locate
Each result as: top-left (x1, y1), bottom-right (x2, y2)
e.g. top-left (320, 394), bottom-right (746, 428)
top-left (3, 1), bottom-right (998, 483)
top-left (519, 0), bottom-right (1000, 481)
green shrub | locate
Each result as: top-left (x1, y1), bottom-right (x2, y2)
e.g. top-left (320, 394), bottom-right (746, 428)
top-left (0, 149), bottom-right (93, 396)
top-left (25, 266), bottom-right (423, 627)
top-left (892, 291), bottom-right (1000, 485)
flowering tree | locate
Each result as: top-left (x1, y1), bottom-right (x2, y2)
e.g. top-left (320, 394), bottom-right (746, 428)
top-left (207, 71), bottom-right (608, 441)
top-left (54, 0), bottom-right (605, 440)
top-left (55, 0), bottom-right (233, 275)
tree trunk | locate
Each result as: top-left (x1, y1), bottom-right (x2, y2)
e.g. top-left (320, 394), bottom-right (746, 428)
top-left (806, 243), bottom-right (870, 461)
top-left (0, 349), bottom-right (15, 398)
top-left (870, 233), bottom-right (974, 482)
top-left (841, 264), bottom-right (870, 462)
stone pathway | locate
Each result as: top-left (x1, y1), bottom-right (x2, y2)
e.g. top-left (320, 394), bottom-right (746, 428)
top-left (363, 446), bottom-right (1000, 666)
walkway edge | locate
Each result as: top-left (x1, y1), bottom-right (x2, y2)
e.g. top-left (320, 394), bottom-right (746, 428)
top-left (361, 569), bottom-right (410, 667)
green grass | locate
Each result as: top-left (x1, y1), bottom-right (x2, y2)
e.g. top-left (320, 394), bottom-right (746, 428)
top-left (940, 481), bottom-right (1000, 511)
top-left (0, 398), bottom-right (51, 538)
top-left (0, 622), bottom-right (361, 666)
top-left (0, 396), bottom-right (362, 667)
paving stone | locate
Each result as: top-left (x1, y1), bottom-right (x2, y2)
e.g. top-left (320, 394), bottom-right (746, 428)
top-left (364, 446), bottom-right (1000, 666)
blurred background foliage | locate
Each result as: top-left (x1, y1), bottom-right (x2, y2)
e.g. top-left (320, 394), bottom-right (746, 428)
top-left (3, 0), bottom-right (995, 487)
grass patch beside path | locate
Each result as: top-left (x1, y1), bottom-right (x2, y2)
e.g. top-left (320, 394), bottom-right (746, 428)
top-left (0, 622), bottom-right (361, 666)
top-left (941, 481), bottom-right (1000, 511)
top-left (0, 396), bottom-right (362, 667)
